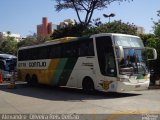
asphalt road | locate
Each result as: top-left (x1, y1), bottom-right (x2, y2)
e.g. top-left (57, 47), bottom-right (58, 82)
top-left (0, 84), bottom-right (160, 119)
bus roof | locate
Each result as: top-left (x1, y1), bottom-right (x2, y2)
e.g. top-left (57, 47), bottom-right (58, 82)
top-left (0, 54), bottom-right (17, 59)
top-left (19, 33), bottom-right (140, 50)
top-left (18, 36), bottom-right (89, 50)
top-left (90, 33), bottom-right (140, 38)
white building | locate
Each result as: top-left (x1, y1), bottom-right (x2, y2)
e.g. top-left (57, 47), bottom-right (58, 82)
top-left (136, 26), bottom-right (145, 34)
top-left (0, 32), bottom-right (22, 42)
top-left (59, 19), bottom-right (75, 28)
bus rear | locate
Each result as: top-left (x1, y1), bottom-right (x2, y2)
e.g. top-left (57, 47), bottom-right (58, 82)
top-left (0, 54), bottom-right (17, 80)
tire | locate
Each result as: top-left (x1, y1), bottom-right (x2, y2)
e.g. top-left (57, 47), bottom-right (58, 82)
top-left (25, 75), bottom-right (31, 86)
top-left (31, 75), bottom-right (38, 86)
top-left (82, 77), bottom-right (95, 94)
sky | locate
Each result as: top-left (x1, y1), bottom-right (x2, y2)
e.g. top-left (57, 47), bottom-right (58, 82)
top-left (0, 0), bottom-right (160, 37)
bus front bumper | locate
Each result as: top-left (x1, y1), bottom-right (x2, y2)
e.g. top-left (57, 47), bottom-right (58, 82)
top-left (116, 81), bottom-right (150, 92)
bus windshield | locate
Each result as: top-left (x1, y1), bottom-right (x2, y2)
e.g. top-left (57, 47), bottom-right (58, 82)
top-left (0, 54), bottom-right (17, 72)
top-left (114, 36), bottom-right (148, 76)
top-left (118, 48), bottom-right (148, 75)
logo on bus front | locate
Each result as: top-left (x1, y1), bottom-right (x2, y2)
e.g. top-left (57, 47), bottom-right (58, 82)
top-left (99, 80), bottom-right (113, 90)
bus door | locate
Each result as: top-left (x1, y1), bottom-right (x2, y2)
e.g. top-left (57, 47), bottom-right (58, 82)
top-left (95, 36), bottom-right (117, 91)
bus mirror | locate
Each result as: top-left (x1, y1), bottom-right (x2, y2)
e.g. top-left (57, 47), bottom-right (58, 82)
top-left (116, 46), bottom-right (124, 60)
top-left (145, 47), bottom-right (157, 60)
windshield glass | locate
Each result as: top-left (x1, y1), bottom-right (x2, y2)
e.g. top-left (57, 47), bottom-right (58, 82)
top-left (2, 59), bottom-right (17, 72)
top-left (114, 35), bottom-right (148, 76)
top-left (118, 48), bottom-right (148, 75)
top-left (114, 36), bottom-right (144, 47)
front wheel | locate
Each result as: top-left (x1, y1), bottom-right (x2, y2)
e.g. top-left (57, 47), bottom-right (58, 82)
top-left (82, 77), bottom-right (95, 94)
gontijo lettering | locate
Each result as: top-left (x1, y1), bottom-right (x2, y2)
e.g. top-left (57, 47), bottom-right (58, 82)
top-left (18, 60), bottom-right (48, 69)
top-left (29, 61), bottom-right (46, 67)
top-left (18, 61), bottom-right (47, 67)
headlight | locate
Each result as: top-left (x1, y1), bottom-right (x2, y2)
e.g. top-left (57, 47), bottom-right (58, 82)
top-left (119, 78), bottom-right (129, 82)
top-left (118, 75), bottom-right (129, 82)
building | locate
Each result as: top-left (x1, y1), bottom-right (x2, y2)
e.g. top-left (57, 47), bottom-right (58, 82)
top-left (37, 17), bottom-right (53, 37)
top-left (136, 26), bottom-right (145, 34)
top-left (0, 32), bottom-right (22, 42)
top-left (52, 23), bottom-right (58, 32)
top-left (59, 19), bottom-right (75, 29)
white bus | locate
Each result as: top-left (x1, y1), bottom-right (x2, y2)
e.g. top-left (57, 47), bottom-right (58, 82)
top-left (17, 33), bottom-right (157, 93)
top-left (0, 54), bottom-right (17, 80)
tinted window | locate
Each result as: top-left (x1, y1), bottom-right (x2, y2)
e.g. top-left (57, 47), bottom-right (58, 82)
top-left (18, 38), bottom-right (95, 61)
top-left (96, 36), bottom-right (117, 77)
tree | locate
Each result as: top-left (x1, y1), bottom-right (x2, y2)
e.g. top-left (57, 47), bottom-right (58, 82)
top-left (54, 0), bottom-right (133, 26)
top-left (139, 34), bottom-right (155, 46)
top-left (92, 18), bottom-right (102, 27)
top-left (146, 37), bottom-right (160, 84)
top-left (154, 23), bottom-right (160, 36)
top-left (140, 10), bottom-right (160, 84)
top-left (153, 10), bottom-right (160, 36)
top-left (17, 33), bottom-right (52, 48)
top-left (51, 23), bottom-right (86, 39)
top-left (1, 36), bottom-right (17, 55)
top-left (17, 37), bottom-right (35, 48)
top-left (85, 20), bottom-right (137, 35)
top-left (51, 20), bottom-right (137, 39)
top-left (6, 31), bottom-right (11, 36)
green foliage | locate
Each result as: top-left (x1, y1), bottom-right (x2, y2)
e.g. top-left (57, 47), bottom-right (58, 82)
top-left (51, 24), bottom-right (87, 39)
top-left (0, 36), bottom-right (17, 54)
top-left (140, 33), bottom-right (160, 83)
top-left (17, 36), bottom-right (36, 48)
top-left (86, 20), bottom-right (137, 35)
top-left (154, 23), bottom-right (160, 36)
top-left (139, 34), bottom-right (155, 46)
top-left (17, 34), bottom-right (51, 48)
top-left (153, 10), bottom-right (160, 36)
top-left (51, 20), bottom-right (137, 39)
top-left (142, 10), bottom-right (160, 82)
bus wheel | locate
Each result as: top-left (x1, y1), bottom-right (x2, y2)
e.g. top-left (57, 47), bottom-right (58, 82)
top-left (25, 75), bottom-right (31, 86)
top-left (82, 77), bottom-right (95, 94)
top-left (31, 75), bottom-right (38, 86)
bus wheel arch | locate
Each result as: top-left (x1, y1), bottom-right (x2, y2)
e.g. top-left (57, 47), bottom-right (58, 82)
top-left (82, 76), bottom-right (95, 94)
top-left (31, 74), bottom-right (38, 86)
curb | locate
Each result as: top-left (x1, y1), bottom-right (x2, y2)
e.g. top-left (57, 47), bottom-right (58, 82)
top-left (0, 81), bottom-right (27, 89)
top-left (149, 85), bottom-right (160, 89)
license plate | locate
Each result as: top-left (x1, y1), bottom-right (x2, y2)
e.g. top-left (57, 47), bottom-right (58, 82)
top-left (135, 85), bottom-right (140, 88)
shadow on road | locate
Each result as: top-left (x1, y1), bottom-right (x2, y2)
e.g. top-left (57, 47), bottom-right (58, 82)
top-left (0, 84), bottom-right (141, 101)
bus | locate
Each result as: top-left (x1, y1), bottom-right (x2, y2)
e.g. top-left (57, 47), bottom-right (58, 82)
top-left (17, 33), bottom-right (157, 93)
top-left (0, 54), bottom-right (17, 80)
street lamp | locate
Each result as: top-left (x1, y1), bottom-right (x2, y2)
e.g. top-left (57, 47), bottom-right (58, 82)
top-left (103, 13), bottom-right (115, 23)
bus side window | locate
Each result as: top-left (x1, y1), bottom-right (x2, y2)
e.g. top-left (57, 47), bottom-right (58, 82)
top-left (48, 45), bottom-right (61, 58)
top-left (62, 43), bottom-right (71, 58)
top-left (32, 48), bottom-right (38, 60)
top-left (79, 38), bottom-right (94, 57)
top-left (61, 42), bottom-right (79, 58)
top-left (96, 36), bottom-right (117, 76)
